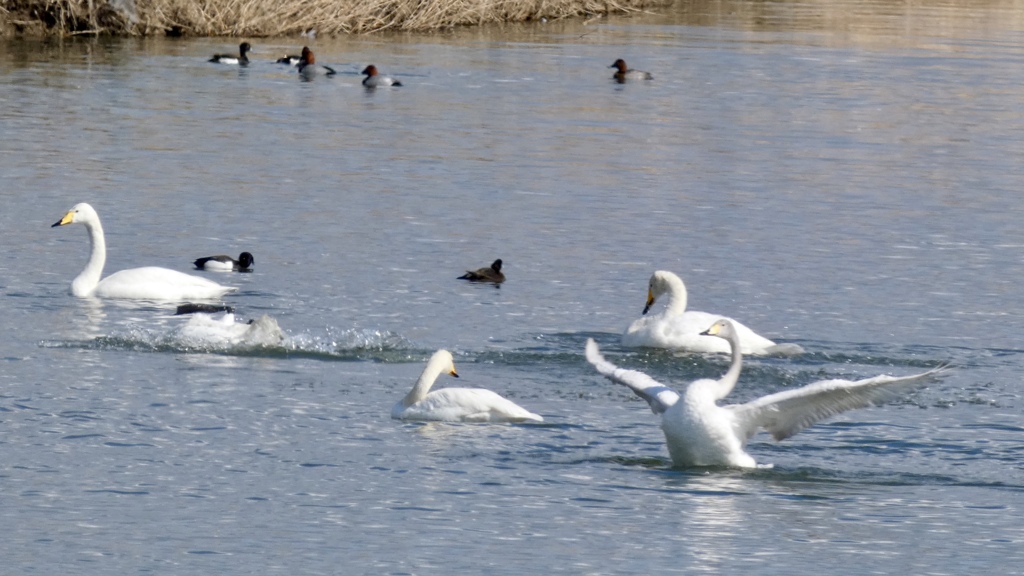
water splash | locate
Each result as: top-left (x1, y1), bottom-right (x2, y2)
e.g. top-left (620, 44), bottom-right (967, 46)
top-left (40, 313), bottom-right (414, 361)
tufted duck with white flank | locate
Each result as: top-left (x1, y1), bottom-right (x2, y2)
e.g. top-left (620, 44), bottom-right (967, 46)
top-left (193, 252), bottom-right (254, 272)
top-left (210, 42), bottom-right (252, 65)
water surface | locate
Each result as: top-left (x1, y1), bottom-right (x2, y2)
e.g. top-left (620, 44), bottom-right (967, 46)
top-left (2, 0), bottom-right (1024, 573)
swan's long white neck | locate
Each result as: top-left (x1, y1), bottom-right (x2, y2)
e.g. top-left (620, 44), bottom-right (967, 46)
top-left (659, 273), bottom-right (688, 317)
top-left (401, 352), bottom-right (449, 407)
top-left (714, 327), bottom-right (743, 401)
top-left (72, 217), bottom-right (106, 297)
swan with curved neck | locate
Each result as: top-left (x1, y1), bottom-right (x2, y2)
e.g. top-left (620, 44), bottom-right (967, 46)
top-left (52, 203), bottom-right (235, 301)
top-left (392, 350), bottom-right (543, 423)
top-left (589, 319), bottom-right (948, 468)
top-left (622, 270), bottom-right (801, 355)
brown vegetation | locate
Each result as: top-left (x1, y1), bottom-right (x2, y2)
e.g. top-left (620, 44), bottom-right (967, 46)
top-left (1, 0), bottom-right (665, 36)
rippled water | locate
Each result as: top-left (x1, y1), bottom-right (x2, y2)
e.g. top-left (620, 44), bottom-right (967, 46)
top-left (3, 0), bottom-right (1024, 573)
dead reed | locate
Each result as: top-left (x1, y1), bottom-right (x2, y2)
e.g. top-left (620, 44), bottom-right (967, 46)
top-left (4, 0), bottom-right (663, 36)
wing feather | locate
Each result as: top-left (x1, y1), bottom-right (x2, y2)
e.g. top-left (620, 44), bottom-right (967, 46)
top-left (585, 339), bottom-right (680, 414)
top-left (729, 366), bottom-right (950, 441)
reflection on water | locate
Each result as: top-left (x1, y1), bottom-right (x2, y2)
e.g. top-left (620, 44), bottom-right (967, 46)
top-left (644, 0), bottom-right (1024, 42)
top-left (676, 473), bottom-right (748, 570)
top-left (1, 0), bottom-right (1022, 72)
top-left (54, 296), bottom-right (107, 342)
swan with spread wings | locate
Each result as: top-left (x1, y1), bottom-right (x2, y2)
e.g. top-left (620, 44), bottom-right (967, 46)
top-left (589, 319), bottom-right (947, 468)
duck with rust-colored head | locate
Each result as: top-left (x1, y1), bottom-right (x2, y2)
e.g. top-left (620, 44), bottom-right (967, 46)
top-left (297, 47), bottom-right (336, 77)
top-left (610, 58), bottom-right (652, 83)
top-left (362, 65), bottom-right (403, 87)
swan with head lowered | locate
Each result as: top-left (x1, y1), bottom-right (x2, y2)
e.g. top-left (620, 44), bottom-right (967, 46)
top-left (622, 270), bottom-right (802, 355)
top-left (392, 350), bottom-right (543, 423)
top-left (52, 203), bottom-right (235, 301)
top-left (175, 311), bottom-right (285, 348)
top-left (588, 319), bottom-right (948, 468)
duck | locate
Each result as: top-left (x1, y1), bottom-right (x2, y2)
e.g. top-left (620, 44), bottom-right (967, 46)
top-left (588, 319), bottom-right (949, 468)
top-left (610, 58), bottom-right (653, 83)
top-left (193, 252), bottom-right (254, 272)
top-left (175, 303), bottom-right (234, 315)
top-left (276, 54), bottom-right (301, 65)
top-left (209, 42), bottom-right (252, 65)
top-left (621, 270), bottom-right (802, 355)
top-left (392, 350), bottom-right (543, 423)
top-left (296, 47), bottom-right (336, 77)
top-left (361, 65), bottom-right (402, 87)
top-left (51, 203), bottom-right (235, 301)
top-left (457, 259), bottom-right (505, 283)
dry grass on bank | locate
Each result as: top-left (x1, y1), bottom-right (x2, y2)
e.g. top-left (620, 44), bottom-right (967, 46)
top-left (3, 0), bottom-right (663, 36)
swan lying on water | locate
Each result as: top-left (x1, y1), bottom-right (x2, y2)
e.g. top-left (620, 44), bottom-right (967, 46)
top-left (622, 270), bottom-right (802, 355)
top-left (52, 203), bottom-right (235, 301)
top-left (392, 350), bottom-right (543, 423)
top-left (176, 312), bottom-right (284, 348)
top-left (590, 319), bottom-right (948, 468)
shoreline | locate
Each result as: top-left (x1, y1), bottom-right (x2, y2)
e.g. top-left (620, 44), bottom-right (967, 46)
top-left (2, 0), bottom-right (667, 37)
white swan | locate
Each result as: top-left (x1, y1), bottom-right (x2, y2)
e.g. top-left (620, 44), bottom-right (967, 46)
top-left (392, 350), bottom-right (544, 423)
top-left (621, 270), bottom-right (802, 355)
top-left (588, 320), bottom-right (948, 468)
top-left (176, 313), bottom-right (285, 347)
top-left (52, 203), bottom-right (235, 301)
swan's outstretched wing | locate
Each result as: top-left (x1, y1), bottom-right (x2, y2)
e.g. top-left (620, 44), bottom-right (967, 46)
top-left (729, 366), bottom-right (950, 441)
top-left (585, 339), bottom-right (680, 414)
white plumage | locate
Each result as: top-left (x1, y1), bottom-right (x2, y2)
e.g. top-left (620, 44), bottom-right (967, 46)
top-left (52, 203), bottom-right (235, 301)
top-left (176, 313), bottom-right (284, 347)
top-left (392, 350), bottom-right (543, 423)
top-left (622, 270), bottom-right (802, 355)
top-left (590, 319), bottom-right (948, 468)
